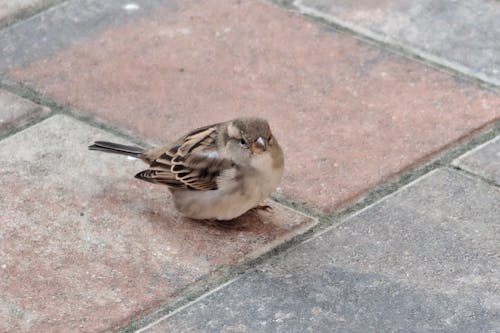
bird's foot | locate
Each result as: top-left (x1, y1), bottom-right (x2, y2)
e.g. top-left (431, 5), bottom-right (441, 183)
top-left (253, 204), bottom-right (273, 212)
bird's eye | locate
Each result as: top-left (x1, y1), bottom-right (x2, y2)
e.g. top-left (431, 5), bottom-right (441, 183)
top-left (268, 135), bottom-right (272, 143)
top-left (239, 138), bottom-right (249, 148)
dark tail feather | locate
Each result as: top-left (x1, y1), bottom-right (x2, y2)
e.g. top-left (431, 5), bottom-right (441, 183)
top-left (88, 141), bottom-right (144, 158)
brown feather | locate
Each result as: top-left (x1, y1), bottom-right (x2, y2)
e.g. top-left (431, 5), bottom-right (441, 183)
top-left (135, 123), bottom-right (232, 191)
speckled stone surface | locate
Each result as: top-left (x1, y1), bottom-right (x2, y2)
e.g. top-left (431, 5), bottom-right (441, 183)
top-left (144, 168), bottom-right (500, 332)
top-left (295, 0), bottom-right (500, 85)
top-left (0, 0), bottom-right (172, 72)
top-left (453, 134), bottom-right (500, 186)
top-left (5, 0), bottom-right (500, 213)
top-left (0, 89), bottom-right (49, 131)
top-left (0, 115), bottom-right (316, 333)
top-left (1, 0), bottom-right (500, 332)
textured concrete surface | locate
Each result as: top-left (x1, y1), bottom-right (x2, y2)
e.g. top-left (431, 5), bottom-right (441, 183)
top-left (0, 0), bottom-right (172, 73)
top-left (0, 89), bottom-right (49, 131)
top-left (145, 168), bottom-right (500, 332)
top-left (453, 135), bottom-right (500, 186)
top-left (0, 0), bottom-right (63, 28)
top-left (5, 0), bottom-right (500, 213)
top-left (296, 0), bottom-right (500, 86)
top-left (0, 115), bottom-right (316, 333)
top-left (2, 1), bottom-right (500, 332)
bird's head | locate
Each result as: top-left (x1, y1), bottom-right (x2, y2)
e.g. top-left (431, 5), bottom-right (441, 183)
top-left (226, 117), bottom-right (274, 155)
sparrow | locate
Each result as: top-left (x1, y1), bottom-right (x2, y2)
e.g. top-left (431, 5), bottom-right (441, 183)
top-left (88, 117), bottom-right (284, 221)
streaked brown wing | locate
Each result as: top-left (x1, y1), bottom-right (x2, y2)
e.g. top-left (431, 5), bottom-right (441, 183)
top-left (135, 125), bottom-right (233, 190)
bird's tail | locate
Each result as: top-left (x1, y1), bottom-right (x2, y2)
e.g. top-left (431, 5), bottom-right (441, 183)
top-left (88, 141), bottom-right (144, 158)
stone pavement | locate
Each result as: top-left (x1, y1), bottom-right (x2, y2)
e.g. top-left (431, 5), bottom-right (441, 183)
top-left (0, 0), bottom-right (499, 332)
top-left (144, 167), bottom-right (500, 333)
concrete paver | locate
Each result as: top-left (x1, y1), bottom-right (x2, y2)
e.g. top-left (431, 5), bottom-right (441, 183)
top-left (4, 0), bottom-right (500, 213)
top-left (296, 0), bottom-right (500, 86)
top-left (453, 134), bottom-right (500, 186)
top-left (0, 115), bottom-right (316, 333)
top-left (145, 168), bottom-right (500, 332)
top-left (0, 0), bottom-right (170, 72)
top-left (1, 0), bottom-right (500, 332)
top-left (0, 89), bottom-right (49, 131)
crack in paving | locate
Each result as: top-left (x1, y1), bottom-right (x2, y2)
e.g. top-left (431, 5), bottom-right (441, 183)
top-left (450, 165), bottom-right (500, 189)
top-left (0, 0), bottom-right (66, 30)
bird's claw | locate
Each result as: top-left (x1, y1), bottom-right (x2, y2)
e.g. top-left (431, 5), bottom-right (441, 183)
top-left (254, 204), bottom-right (273, 212)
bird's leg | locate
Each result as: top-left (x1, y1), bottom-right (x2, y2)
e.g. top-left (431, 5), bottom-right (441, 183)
top-left (253, 204), bottom-right (273, 212)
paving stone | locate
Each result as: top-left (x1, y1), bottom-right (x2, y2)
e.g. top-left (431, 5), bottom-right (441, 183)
top-left (0, 89), bottom-right (49, 131)
top-left (453, 135), bottom-right (500, 186)
top-left (0, 0), bottom-right (171, 72)
top-left (4, 0), bottom-right (500, 213)
top-left (0, 115), bottom-right (316, 333)
top-left (0, 0), bottom-right (63, 28)
top-left (295, 0), bottom-right (500, 86)
top-left (145, 168), bottom-right (500, 332)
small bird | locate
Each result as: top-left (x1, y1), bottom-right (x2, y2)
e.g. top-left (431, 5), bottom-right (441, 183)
top-left (89, 117), bottom-right (284, 221)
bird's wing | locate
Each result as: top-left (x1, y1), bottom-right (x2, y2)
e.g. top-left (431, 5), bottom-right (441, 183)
top-left (135, 125), bottom-right (234, 190)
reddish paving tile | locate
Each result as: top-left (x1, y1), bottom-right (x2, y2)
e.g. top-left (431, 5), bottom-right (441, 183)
top-left (8, 0), bottom-right (500, 213)
top-left (0, 89), bottom-right (49, 131)
top-left (0, 115), bottom-right (316, 333)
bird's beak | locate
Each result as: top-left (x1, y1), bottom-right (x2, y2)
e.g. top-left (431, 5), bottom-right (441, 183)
top-left (250, 137), bottom-right (267, 154)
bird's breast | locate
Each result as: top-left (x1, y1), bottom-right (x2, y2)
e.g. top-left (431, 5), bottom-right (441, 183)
top-left (171, 153), bottom-right (283, 220)
top-left (247, 153), bottom-right (283, 198)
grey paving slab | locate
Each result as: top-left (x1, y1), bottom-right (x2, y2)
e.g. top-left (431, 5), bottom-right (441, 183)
top-left (0, 0), bottom-right (64, 28)
top-left (0, 115), bottom-right (316, 333)
top-left (295, 0), bottom-right (500, 86)
top-left (144, 168), bottom-right (500, 333)
top-left (453, 135), bottom-right (500, 186)
top-left (0, 0), bottom-right (173, 73)
top-left (0, 89), bottom-right (49, 131)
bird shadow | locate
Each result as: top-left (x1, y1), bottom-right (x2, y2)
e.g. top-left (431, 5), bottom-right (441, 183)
top-left (147, 206), bottom-right (276, 234)
top-left (92, 180), bottom-right (279, 235)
